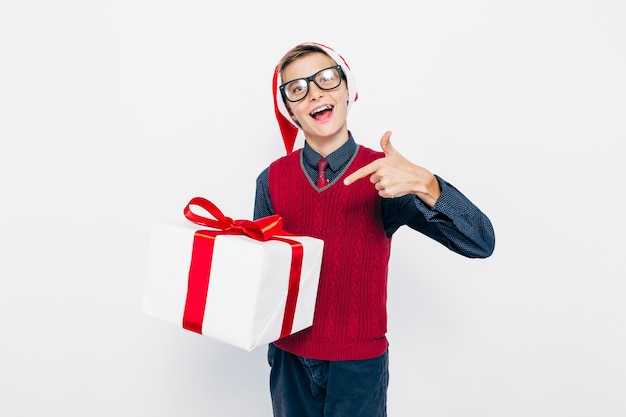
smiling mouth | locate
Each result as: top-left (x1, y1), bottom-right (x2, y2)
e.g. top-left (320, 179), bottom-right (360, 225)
top-left (310, 105), bottom-right (333, 120)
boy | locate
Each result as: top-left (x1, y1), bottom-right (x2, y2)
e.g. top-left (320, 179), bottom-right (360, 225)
top-left (254, 42), bottom-right (495, 417)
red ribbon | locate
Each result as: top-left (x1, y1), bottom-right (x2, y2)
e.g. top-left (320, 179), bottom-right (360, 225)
top-left (181, 197), bottom-right (303, 341)
top-left (184, 197), bottom-right (285, 242)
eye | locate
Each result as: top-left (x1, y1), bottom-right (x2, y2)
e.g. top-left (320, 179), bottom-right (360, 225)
top-left (287, 80), bottom-right (307, 95)
top-left (317, 68), bottom-right (339, 87)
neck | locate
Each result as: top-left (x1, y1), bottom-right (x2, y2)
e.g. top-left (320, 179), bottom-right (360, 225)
top-left (304, 128), bottom-right (350, 157)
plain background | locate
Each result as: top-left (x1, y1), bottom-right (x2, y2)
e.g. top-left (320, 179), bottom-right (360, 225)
top-left (1, 1), bottom-right (625, 416)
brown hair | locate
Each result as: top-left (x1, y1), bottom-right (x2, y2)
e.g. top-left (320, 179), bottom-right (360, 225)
top-left (277, 44), bottom-right (337, 77)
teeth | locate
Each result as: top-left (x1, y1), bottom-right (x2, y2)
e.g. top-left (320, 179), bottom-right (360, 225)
top-left (311, 105), bottom-right (332, 116)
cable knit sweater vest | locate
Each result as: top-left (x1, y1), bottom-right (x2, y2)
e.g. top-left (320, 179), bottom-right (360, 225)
top-left (268, 145), bottom-right (391, 360)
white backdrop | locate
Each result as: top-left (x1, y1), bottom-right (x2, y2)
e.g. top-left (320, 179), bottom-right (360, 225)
top-left (1, 1), bottom-right (625, 416)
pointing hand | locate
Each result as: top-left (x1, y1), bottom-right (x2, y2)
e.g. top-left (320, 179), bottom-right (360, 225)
top-left (343, 131), bottom-right (441, 207)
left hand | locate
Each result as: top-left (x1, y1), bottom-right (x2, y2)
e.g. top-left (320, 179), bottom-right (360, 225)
top-left (343, 131), bottom-right (441, 207)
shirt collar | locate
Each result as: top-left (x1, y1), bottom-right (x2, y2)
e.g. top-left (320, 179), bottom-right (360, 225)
top-left (302, 132), bottom-right (357, 172)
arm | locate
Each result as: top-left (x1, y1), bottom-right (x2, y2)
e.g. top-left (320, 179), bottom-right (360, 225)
top-left (253, 167), bottom-right (275, 220)
top-left (383, 177), bottom-right (495, 258)
top-left (344, 131), bottom-right (495, 258)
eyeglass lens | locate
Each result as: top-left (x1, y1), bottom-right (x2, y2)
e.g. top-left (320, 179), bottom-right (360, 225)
top-left (282, 66), bottom-right (342, 102)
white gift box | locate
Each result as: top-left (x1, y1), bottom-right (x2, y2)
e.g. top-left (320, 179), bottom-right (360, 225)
top-left (142, 221), bottom-right (324, 351)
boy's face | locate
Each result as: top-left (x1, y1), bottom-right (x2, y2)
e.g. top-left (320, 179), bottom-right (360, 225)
top-left (282, 52), bottom-right (350, 146)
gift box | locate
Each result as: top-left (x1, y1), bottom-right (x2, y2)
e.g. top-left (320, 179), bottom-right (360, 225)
top-left (142, 197), bottom-right (324, 351)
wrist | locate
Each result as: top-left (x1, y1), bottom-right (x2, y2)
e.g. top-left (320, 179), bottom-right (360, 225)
top-left (415, 173), bottom-right (441, 208)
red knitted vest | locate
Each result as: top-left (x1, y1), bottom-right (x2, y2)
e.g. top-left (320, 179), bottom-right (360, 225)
top-left (268, 145), bottom-right (391, 360)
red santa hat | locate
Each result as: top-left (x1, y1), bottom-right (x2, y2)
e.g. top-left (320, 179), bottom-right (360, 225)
top-left (272, 42), bottom-right (358, 154)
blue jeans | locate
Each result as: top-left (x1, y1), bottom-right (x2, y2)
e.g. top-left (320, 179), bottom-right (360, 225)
top-left (268, 344), bottom-right (389, 417)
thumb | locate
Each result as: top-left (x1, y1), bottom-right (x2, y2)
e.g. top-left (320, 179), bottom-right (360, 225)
top-left (380, 131), bottom-right (397, 156)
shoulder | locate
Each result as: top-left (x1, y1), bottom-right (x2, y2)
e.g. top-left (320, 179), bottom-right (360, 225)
top-left (256, 166), bottom-right (270, 185)
top-left (355, 144), bottom-right (384, 163)
top-left (269, 149), bottom-right (302, 169)
top-left (258, 149), bottom-right (300, 185)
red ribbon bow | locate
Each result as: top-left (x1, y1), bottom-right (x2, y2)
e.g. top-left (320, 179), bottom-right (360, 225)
top-left (181, 197), bottom-right (303, 342)
top-left (184, 196), bottom-right (287, 241)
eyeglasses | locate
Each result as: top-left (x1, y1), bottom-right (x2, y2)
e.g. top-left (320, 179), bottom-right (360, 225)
top-left (280, 65), bottom-right (344, 103)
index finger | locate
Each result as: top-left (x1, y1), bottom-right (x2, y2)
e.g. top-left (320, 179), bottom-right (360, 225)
top-left (343, 160), bottom-right (380, 186)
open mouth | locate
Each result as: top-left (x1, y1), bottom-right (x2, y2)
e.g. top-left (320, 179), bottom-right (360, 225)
top-left (310, 105), bottom-right (334, 120)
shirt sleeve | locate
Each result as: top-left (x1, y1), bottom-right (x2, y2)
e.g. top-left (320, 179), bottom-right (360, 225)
top-left (253, 167), bottom-right (274, 220)
top-left (382, 175), bottom-right (495, 258)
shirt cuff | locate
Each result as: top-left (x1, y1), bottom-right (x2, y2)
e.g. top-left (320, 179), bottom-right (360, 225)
top-left (414, 175), bottom-right (460, 221)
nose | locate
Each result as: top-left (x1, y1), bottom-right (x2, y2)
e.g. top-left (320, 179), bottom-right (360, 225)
top-left (307, 80), bottom-right (324, 100)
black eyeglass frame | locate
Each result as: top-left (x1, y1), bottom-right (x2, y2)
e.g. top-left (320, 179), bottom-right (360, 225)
top-left (279, 65), bottom-right (345, 103)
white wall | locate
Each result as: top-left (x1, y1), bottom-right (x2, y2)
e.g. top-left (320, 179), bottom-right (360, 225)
top-left (1, 1), bottom-right (624, 416)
